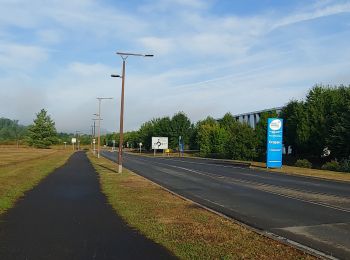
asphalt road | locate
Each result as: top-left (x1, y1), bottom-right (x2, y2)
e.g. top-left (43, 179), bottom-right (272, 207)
top-left (102, 151), bottom-right (350, 259)
top-left (0, 152), bottom-right (175, 260)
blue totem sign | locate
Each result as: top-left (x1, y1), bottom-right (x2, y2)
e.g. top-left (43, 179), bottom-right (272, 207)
top-left (266, 118), bottom-right (283, 168)
top-left (178, 136), bottom-right (184, 154)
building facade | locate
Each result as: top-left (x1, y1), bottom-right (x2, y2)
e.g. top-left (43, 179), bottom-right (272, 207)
top-left (234, 107), bottom-right (283, 129)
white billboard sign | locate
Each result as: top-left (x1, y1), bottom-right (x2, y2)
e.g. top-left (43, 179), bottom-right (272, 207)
top-left (71, 138), bottom-right (77, 144)
top-left (152, 137), bottom-right (168, 150)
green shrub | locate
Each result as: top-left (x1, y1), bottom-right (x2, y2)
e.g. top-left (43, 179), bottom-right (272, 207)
top-left (321, 160), bottom-right (340, 171)
top-left (294, 159), bottom-right (312, 168)
top-left (340, 158), bottom-right (350, 173)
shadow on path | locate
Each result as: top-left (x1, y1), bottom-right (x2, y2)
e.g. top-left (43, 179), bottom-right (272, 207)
top-left (0, 151), bottom-right (175, 260)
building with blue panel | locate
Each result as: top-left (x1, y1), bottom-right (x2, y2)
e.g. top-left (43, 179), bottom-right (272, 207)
top-left (233, 107), bottom-right (283, 129)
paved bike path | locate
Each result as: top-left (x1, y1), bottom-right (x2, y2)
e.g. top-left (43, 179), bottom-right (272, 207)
top-left (0, 151), bottom-right (175, 260)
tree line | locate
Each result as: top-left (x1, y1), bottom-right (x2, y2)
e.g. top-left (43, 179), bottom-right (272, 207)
top-left (0, 109), bottom-right (91, 148)
top-left (103, 84), bottom-right (350, 169)
top-left (1, 84), bottom-right (349, 170)
top-left (104, 110), bottom-right (277, 161)
top-left (282, 85), bottom-right (350, 162)
top-left (0, 118), bottom-right (27, 146)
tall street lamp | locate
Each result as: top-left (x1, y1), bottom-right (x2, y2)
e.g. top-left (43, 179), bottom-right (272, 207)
top-left (112, 52), bottom-right (154, 174)
top-left (75, 131), bottom-right (81, 150)
top-left (96, 97), bottom-right (113, 158)
top-left (90, 124), bottom-right (94, 150)
top-left (92, 118), bottom-right (100, 155)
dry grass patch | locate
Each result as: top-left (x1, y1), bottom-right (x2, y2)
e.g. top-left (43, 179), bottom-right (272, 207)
top-left (88, 153), bottom-right (314, 260)
top-left (0, 147), bottom-right (58, 167)
top-left (0, 148), bottom-right (73, 215)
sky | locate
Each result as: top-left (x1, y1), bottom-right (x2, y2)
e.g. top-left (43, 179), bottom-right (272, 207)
top-left (0, 0), bottom-right (350, 133)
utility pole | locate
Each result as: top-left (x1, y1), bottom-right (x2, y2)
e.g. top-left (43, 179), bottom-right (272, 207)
top-left (75, 131), bottom-right (80, 150)
top-left (112, 52), bottom-right (153, 173)
top-left (92, 118), bottom-right (99, 155)
top-left (95, 97), bottom-right (113, 158)
top-left (91, 125), bottom-right (94, 150)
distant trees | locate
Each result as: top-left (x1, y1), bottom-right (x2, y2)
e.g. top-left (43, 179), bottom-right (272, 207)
top-left (135, 112), bottom-right (193, 150)
top-left (0, 118), bottom-right (27, 146)
top-left (281, 85), bottom-right (350, 162)
top-left (102, 84), bottom-right (349, 165)
top-left (125, 112), bottom-right (258, 160)
top-left (169, 112), bottom-right (192, 148)
top-left (197, 116), bottom-right (226, 157)
top-left (27, 109), bottom-right (58, 148)
top-left (224, 119), bottom-right (258, 161)
top-left (255, 111), bottom-right (278, 160)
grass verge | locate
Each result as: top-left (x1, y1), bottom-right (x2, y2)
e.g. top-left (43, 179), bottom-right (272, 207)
top-left (250, 162), bottom-right (350, 182)
top-left (88, 153), bottom-right (314, 260)
top-left (0, 148), bottom-right (73, 215)
top-left (0, 147), bottom-right (58, 167)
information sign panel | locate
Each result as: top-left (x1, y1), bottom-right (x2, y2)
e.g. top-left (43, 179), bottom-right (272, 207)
top-left (71, 138), bottom-right (77, 144)
top-left (266, 118), bottom-right (283, 168)
top-left (152, 137), bottom-right (168, 150)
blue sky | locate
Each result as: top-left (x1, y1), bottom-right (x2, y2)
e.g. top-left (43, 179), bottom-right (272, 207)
top-left (0, 0), bottom-right (350, 133)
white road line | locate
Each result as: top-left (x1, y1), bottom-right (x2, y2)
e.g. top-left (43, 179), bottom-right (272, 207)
top-left (127, 153), bottom-right (350, 199)
top-left (126, 155), bottom-right (350, 214)
top-left (155, 157), bottom-right (249, 170)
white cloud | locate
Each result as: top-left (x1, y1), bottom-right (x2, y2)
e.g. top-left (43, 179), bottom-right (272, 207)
top-left (0, 42), bottom-right (48, 70)
top-left (139, 37), bottom-right (174, 55)
top-left (1, 0), bottom-right (350, 133)
top-left (271, 2), bottom-right (350, 30)
top-left (0, 76), bottom-right (48, 125)
top-left (139, 0), bottom-right (209, 12)
top-left (0, 0), bottom-right (147, 40)
top-left (67, 62), bottom-right (112, 77)
top-left (36, 29), bottom-right (62, 44)
top-left (138, 1), bottom-right (350, 59)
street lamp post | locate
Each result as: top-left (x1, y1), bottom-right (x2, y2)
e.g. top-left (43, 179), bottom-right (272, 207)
top-left (90, 124), bottom-right (93, 150)
top-left (75, 131), bottom-right (80, 150)
top-left (92, 118), bottom-right (102, 155)
top-left (95, 97), bottom-right (113, 158)
top-left (112, 52), bottom-right (153, 173)
top-left (92, 118), bottom-right (98, 155)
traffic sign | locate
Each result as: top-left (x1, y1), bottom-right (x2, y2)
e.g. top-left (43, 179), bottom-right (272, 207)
top-left (152, 137), bottom-right (168, 150)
